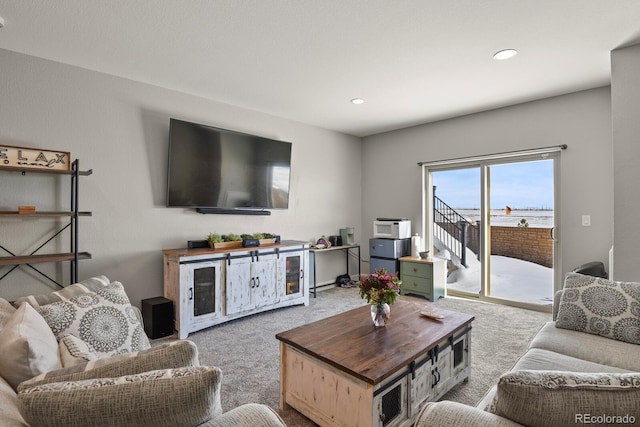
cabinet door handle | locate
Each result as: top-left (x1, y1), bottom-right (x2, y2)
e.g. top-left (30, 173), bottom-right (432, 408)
top-left (256, 277), bottom-right (260, 287)
top-left (189, 288), bottom-right (193, 300)
top-left (300, 268), bottom-right (304, 279)
top-left (251, 278), bottom-right (255, 288)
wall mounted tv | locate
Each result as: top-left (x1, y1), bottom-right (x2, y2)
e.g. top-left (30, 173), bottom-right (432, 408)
top-left (166, 118), bottom-right (292, 214)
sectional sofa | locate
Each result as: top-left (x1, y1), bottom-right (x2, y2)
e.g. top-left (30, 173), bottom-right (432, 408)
top-left (0, 276), bottom-right (285, 427)
top-left (414, 272), bottom-right (640, 426)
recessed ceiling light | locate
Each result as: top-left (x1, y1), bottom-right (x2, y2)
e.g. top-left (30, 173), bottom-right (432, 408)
top-left (351, 98), bottom-right (365, 105)
top-left (493, 49), bottom-right (518, 60)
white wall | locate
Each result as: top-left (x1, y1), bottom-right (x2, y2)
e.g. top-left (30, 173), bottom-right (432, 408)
top-left (0, 49), bottom-right (362, 305)
top-left (1, 47), bottom-right (626, 305)
top-left (362, 87), bottom-right (613, 282)
top-left (611, 43), bottom-right (640, 281)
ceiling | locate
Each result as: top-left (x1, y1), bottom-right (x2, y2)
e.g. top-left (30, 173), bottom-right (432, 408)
top-left (1, 1), bottom-right (640, 137)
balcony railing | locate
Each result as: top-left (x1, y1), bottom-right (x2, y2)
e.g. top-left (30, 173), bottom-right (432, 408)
top-left (433, 191), bottom-right (474, 267)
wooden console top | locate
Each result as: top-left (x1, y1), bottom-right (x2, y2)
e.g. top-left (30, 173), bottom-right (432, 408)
top-left (276, 299), bottom-right (474, 385)
top-left (162, 240), bottom-right (308, 258)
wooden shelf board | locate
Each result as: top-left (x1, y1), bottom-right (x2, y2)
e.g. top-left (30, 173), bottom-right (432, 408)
top-left (0, 211), bottom-right (92, 217)
top-left (0, 165), bottom-right (92, 176)
top-left (0, 252), bottom-right (91, 266)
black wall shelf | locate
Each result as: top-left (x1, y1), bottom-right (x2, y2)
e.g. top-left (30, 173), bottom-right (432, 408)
top-left (0, 159), bottom-right (92, 288)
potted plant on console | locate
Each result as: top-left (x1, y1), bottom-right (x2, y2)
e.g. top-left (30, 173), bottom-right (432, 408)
top-left (208, 232), bottom-right (279, 249)
top-left (208, 233), bottom-right (243, 249)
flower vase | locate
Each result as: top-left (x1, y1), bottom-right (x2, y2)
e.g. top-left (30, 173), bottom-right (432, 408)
top-left (371, 303), bottom-right (390, 327)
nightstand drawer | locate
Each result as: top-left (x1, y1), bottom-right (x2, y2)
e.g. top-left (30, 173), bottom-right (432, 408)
top-left (402, 275), bottom-right (432, 298)
top-left (401, 262), bottom-right (433, 279)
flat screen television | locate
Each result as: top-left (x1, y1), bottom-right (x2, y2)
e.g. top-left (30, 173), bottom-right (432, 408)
top-left (166, 118), bottom-right (291, 211)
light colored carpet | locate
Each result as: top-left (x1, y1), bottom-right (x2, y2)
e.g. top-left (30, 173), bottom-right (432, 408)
top-left (183, 287), bottom-right (551, 426)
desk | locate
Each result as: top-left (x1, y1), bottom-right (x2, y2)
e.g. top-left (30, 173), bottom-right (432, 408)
top-left (309, 244), bottom-right (360, 297)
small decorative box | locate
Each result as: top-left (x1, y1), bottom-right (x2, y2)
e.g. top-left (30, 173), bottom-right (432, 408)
top-left (18, 205), bottom-right (36, 215)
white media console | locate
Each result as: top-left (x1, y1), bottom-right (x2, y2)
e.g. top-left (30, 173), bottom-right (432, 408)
top-left (163, 240), bottom-right (309, 339)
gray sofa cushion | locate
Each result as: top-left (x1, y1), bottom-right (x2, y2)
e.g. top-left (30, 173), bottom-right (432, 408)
top-left (20, 339), bottom-right (199, 389)
top-left (475, 347), bottom-right (635, 412)
top-left (530, 321), bottom-right (640, 371)
top-left (513, 348), bottom-right (635, 373)
top-left (199, 403), bottom-right (286, 427)
top-left (416, 401), bottom-right (522, 427)
top-left (18, 366), bottom-right (222, 427)
top-left (556, 272), bottom-right (640, 344)
top-left (475, 385), bottom-right (497, 412)
top-left (488, 370), bottom-right (640, 427)
top-left (0, 376), bottom-right (27, 427)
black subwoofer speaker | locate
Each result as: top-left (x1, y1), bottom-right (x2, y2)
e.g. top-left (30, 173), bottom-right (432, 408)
top-left (141, 297), bottom-right (174, 339)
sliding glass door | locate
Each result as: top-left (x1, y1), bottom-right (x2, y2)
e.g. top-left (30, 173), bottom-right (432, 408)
top-left (432, 167), bottom-right (481, 298)
top-left (485, 160), bottom-right (555, 306)
top-left (425, 153), bottom-right (558, 311)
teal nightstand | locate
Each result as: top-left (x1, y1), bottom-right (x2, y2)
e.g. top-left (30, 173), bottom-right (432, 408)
top-left (399, 256), bottom-right (447, 301)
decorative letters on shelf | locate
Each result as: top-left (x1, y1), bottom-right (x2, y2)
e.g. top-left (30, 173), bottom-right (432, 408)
top-left (0, 145), bottom-right (70, 172)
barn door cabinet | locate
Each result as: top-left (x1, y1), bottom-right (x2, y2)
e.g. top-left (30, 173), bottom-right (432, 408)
top-left (163, 241), bottom-right (309, 339)
top-left (372, 327), bottom-right (472, 426)
top-left (225, 253), bottom-right (278, 315)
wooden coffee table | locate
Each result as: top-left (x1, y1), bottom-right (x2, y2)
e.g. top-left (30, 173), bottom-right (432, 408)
top-left (276, 299), bottom-right (474, 427)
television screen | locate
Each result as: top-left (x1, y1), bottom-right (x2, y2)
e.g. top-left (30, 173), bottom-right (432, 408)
top-left (166, 118), bottom-right (291, 209)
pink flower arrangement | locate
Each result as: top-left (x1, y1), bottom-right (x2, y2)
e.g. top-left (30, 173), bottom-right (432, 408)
top-left (357, 269), bottom-right (402, 306)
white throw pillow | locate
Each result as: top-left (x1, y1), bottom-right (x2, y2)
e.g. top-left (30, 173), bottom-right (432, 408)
top-left (0, 303), bottom-right (62, 389)
top-left (37, 281), bottom-right (150, 357)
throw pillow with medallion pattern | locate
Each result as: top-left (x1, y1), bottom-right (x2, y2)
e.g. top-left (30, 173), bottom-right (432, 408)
top-left (556, 272), bottom-right (640, 344)
top-left (37, 281), bottom-right (150, 358)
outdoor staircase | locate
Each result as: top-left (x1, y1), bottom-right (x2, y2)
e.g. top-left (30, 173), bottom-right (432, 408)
top-left (433, 192), bottom-right (475, 268)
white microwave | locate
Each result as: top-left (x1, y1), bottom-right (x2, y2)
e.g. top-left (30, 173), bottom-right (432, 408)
top-left (373, 220), bottom-right (411, 239)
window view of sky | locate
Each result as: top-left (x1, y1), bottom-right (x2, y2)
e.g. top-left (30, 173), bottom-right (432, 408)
top-left (433, 160), bottom-right (554, 210)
